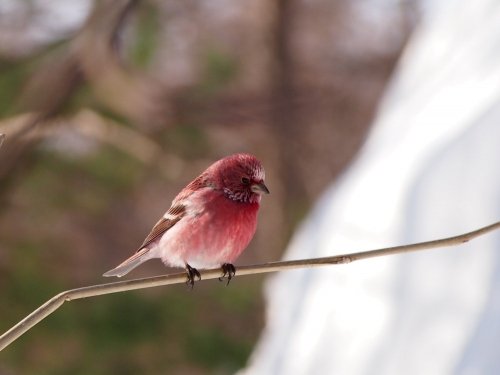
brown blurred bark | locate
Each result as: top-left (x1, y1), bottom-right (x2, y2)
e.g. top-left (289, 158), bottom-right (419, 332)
top-left (269, 0), bottom-right (307, 224)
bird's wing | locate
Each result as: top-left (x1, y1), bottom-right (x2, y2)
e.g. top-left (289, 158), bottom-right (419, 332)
top-left (103, 203), bottom-right (186, 277)
top-left (137, 173), bottom-right (210, 252)
top-left (137, 203), bottom-right (186, 251)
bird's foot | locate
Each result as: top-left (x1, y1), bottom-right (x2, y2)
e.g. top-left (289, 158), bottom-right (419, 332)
top-left (219, 263), bottom-right (236, 286)
top-left (185, 264), bottom-right (201, 289)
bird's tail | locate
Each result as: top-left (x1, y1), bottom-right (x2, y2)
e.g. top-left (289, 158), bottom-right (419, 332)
top-left (103, 248), bottom-right (152, 277)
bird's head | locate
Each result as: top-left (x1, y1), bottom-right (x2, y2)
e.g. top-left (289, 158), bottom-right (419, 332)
top-left (212, 153), bottom-right (269, 204)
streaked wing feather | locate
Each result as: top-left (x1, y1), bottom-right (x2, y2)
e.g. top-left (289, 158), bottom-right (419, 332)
top-left (167, 203), bottom-right (186, 217)
top-left (137, 204), bottom-right (186, 251)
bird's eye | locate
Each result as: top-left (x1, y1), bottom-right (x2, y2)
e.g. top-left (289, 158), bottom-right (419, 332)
top-left (241, 177), bottom-right (251, 185)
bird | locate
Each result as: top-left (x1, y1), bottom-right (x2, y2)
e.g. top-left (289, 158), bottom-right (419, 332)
top-left (103, 153), bottom-right (269, 287)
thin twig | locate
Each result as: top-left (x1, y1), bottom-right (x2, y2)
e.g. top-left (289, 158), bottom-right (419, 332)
top-left (1, 221), bottom-right (499, 351)
top-left (0, 133), bottom-right (4, 149)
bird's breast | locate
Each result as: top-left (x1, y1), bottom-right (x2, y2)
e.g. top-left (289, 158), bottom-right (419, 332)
top-left (166, 190), bottom-right (260, 267)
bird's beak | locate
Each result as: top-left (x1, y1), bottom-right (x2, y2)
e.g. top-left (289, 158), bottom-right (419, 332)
top-left (251, 182), bottom-right (270, 194)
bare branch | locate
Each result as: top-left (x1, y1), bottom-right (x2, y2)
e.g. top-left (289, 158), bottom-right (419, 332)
top-left (0, 133), bottom-right (4, 149)
top-left (1, 221), bottom-right (499, 352)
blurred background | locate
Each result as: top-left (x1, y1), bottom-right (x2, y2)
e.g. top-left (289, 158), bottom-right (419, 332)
top-left (0, 0), bottom-right (419, 374)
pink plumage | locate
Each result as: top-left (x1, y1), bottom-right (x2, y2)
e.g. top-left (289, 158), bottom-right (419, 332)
top-left (103, 153), bottom-right (269, 286)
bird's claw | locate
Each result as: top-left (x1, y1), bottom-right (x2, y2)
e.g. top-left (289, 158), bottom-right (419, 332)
top-left (219, 263), bottom-right (236, 286)
top-left (186, 264), bottom-right (201, 289)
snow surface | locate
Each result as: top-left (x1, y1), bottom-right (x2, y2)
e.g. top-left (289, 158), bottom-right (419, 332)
top-left (242, 0), bottom-right (500, 374)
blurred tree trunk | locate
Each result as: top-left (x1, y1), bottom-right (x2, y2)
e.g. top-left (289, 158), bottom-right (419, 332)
top-left (269, 0), bottom-right (307, 227)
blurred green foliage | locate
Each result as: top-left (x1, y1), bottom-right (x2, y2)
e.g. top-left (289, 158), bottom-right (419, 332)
top-left (163, 123), bottom-right (210, 160)
top-left (128, 4), bottom-right (160, 69)
top-left (21, 148), bottom-right (142, 215)
top-left (199, 49), bottom-right (238, 95)
top-left (0, 60), bottom-right (31, 116)
top-left (3, 287), bottom-right (262, 374)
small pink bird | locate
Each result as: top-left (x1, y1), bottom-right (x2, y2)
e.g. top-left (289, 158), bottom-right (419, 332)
top-left (103, 153), bottom-right (269, 286)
